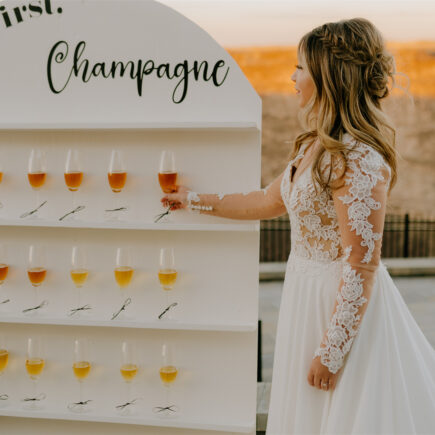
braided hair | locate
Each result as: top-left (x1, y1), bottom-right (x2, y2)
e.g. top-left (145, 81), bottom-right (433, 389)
top-left (290, 18), bottom-right (398, 194)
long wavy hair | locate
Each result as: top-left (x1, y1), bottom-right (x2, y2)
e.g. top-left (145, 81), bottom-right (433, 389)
top-left (290, 18), bottom-right (398, 193)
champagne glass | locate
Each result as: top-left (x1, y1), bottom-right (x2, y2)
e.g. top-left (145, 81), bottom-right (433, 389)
top-left (154, 343), bottom-right (179, 417)
top-left (107, 150), bottom-right (127, 220)
top-left (70, 246), bottom-right (89, 315)
top-left (158, 151), bottom-right (178, 193)
top-left (64, 149), bottom-right (83, 217)
top-left (27, 148), bottom-right (47, 218)
top-left (0, 335), bottom-right (9, 408)
top-left (118, 341), bottom-right (138, 415)
top-left (0, 244), bottom-right (9, 306)
top-left (71, 338), bottom-right (91, 413)
top-left (26, 245), bottom-right (47, 314)
top-left (158, 151), bottom-right (177, 223)
top-left (158, 248), bottom-right (177, 320)
top-left (25, 336), bottom-right (45, 409)
top-left (113, 247), bottom-right (134, 319)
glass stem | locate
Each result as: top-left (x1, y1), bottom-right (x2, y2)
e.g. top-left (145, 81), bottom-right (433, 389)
top-left (32, 378), bottom-right (37, 398)
top-left (165, 291), bottom-right (172, 320)
top-left (79, 380), bottom-right (83, 403)
top-left (165, 384), bottom-right (170, 407)
top-left (35, 190), bottom-right (40, 212)
top-left (126, 381), bottom-right (132, 403)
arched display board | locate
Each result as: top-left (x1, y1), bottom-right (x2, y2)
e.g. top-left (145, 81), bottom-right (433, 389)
top-left (0, 1), bottom-right (260, 434)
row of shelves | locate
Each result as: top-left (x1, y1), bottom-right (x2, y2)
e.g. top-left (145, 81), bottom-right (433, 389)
top-left (0, 218), bottom-right (258, 232)
top-left (0, 407), bottom-right (255, 433)
top-left (0, 314), bottom-right (256, 332)
top-left (0, 122), bottom-right (258, 131)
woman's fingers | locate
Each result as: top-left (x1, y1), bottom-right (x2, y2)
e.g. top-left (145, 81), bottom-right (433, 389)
top-left (307, 372), bottom-right (314, 387)
top-left (314, 373), bottom-right (322, 389)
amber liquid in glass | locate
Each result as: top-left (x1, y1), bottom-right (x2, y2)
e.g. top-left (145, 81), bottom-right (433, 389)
top-left (70, 269), bottom-right (89, 288)
top-left (108, 172), bottom-right (127, 193)
top-left (26, 358), bottom-right (44, 378)
top-left (73, 361), bottom-right (91, 380)
top-left (0, 264), bottom-right (9, 284)
top-left (0, 349), bottom-right (9, 372)
top-left (28, 172), bottom-right (46, 189)
top-left (158, 172), bottom-right (178, 193)
top-left (0, 172), bottom-right (3, 183)
top-left (158, 269), bottom-right (177, 290)
top-left (64, 171), bottom-right (83, 192)
top-left (120, 363), bottom-right (138, 382)
top-left (159, 365), bottom-right (178, 384)
top-left (114, 266), bottom-right (133, 288)
top-left (27, 267), bottom-right (47, 287)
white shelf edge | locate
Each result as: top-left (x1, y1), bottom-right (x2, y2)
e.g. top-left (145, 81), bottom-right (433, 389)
top-left (0, 316), bottom-right (257, 332)
top-left (0, 121), bottom-right (259, 131)
top-left (0, 218), bottom-right (259, 232)
top-left (0, 408), bottom-right (255, 433)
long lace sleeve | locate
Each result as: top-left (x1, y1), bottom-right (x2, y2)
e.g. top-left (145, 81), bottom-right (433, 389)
top-left (184, 168), bottom-right (288, 220)
top-left (313, 144), bottom-right (392, 374)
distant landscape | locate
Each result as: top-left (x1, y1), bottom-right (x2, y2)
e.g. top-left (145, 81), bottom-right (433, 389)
top-left (226, 43), bottom-right (435, 217)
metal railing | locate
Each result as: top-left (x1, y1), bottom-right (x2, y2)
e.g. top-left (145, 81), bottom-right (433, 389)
top-left (260, 213), bottom-right (435, 262)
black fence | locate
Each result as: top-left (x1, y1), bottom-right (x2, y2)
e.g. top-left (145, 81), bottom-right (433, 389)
top-left (260, 213), bottom-right (435, 262)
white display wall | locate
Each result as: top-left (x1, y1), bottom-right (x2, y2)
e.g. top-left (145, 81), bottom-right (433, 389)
top-left (0, 1), bottom-right (261, 433)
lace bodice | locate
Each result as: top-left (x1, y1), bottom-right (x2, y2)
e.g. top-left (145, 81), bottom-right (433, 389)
top-left (280, 142), bottom-right (342, 263)
top-left (166, 132), bottom-right (392, 374)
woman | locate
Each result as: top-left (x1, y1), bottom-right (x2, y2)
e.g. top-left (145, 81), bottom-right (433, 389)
top-left (162, 18), bottom-right (435, 434)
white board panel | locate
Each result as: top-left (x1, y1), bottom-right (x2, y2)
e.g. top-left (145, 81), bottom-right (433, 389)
top-left (0, 0), bottom-right (261, 128)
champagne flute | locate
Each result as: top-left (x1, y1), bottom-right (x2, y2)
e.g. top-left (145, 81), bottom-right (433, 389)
top-left (0, 244), bottom-right (9, 306)
top-left (155, 343), bottom-right (179, 417)
top-left (25, 336), bottom-right (45, 409)
top-left (71, 338), bottom-right (91, 413)
top-left (64, 149), bottom-right (83, 217)
top-left (158, 151), bottom-right (178, 193)
top-left (107, 150), bottom-right (127, 220)
top-left (158, 151), bottom-right (177, 223)
top-left (26, 245), bottom-right (47, 314)
top-left (118, 341), bottom-right (138, 415)
top-left (0, 335), bottom-right (9, 407)
top-left (27, 148), bottom-right (47, 218)
top-left (158, 247), bottom-right (177, 320)
top-left (113, 247), bottom-right (134, 319)
top-left (70, 246), bottom-right (89, 315)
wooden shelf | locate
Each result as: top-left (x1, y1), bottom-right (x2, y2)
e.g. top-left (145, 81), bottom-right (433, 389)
top-left (0, 315), bottom-right (257, 332)
top-left (0, 121), bottom-right (259, 131)
top-left (0, 218), bottom-right (259, 232)
top-left (0, 408), bottom-right (255, 433)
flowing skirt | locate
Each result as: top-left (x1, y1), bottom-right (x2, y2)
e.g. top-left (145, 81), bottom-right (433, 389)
top-left (266, 254), bottom-right (435, 435)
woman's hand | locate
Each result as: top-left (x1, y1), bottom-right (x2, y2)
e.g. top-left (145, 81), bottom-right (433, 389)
top-left (161, 185), bottom-right (190, 211)
top-left (307, 355), bottom-right (341, 392)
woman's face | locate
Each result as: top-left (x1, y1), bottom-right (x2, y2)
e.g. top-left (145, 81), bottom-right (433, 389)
top-left (291, 50), bottom-right (315, 108)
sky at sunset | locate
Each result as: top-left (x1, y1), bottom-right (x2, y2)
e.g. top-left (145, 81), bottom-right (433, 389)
top-left (158, 0), bottom-right (435, 46)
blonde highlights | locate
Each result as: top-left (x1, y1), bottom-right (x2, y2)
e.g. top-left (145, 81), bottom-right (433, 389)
top-left (291, 18), bottom-right (398, 193)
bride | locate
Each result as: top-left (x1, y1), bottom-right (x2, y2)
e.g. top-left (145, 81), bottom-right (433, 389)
top-left (161, 17), bottom-right (435, 435)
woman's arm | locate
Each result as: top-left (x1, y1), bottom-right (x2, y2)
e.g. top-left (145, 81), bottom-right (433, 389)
top-left (313, 144), bottom-right (391, 374)
top-left (161, 167), bottom-right (288, 221)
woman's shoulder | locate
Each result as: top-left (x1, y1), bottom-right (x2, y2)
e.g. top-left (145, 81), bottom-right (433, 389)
top-left (342, 132), bottom-right (392, 177)
top-left (319, 133), bottom-right (391, 188)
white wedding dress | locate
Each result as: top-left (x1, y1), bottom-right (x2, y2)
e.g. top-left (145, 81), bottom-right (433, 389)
top-left (183, 132), bottom-right (435, 435)
top-left (264, 134), bottom-right (435, 434)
